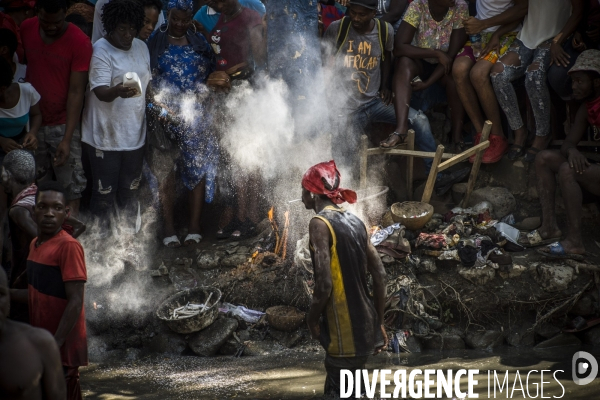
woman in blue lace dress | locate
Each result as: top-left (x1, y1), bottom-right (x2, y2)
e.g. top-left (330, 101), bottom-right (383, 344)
top-left (147, 0), bottom-right (217, 247)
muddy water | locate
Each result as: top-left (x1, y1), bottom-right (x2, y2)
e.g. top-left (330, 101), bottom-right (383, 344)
top-left (81, 345), bottom-right (600, 399)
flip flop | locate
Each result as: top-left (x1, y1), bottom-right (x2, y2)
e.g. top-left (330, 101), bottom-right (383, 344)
top-left (184, 233), bottom-right (202, 245)
top-left (163, 235), bottom-right (181, 248)
top-left (216, 221), bottom-right (239, 240)
top-left (523, 147), bottom-right (541, 163)
top-left (507, 144), bottom-right (525, 160)
top-left (518, 230), bottom-right (561, 248)
top-left (537, 242), bottom-right (585, 260)
top-left (380, 131), bottom-right (407, 149)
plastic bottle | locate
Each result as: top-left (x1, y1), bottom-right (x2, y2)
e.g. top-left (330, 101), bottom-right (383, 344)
top-left (123, 72), bottom-right (142, 97)
top-left (469, 34), bottom-right (482, 58)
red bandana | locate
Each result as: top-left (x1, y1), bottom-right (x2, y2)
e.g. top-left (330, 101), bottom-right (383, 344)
top-left (301, 160), bottom-right (357, 204)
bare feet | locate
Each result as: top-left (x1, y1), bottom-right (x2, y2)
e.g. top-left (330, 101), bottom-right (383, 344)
top-left (537, 225), bottom-right (562, 241)
top-left (558, 239), bottom-right (586, 255)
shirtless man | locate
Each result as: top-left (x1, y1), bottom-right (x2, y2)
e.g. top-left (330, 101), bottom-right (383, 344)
top-left (0, 268), bottom-right (66, 399)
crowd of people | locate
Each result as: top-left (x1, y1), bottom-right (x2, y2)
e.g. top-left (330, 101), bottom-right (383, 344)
top-left (0, 0), bottom-right (599, 398)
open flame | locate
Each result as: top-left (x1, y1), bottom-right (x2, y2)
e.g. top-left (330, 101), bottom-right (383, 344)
top-left (266, 207), bottom-right (290, 259)
top-left (276, 211), bottom-right (290, 258)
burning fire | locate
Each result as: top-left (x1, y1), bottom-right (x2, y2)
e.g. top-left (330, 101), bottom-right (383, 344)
top-left (267, 207), bottom-right (290, 259)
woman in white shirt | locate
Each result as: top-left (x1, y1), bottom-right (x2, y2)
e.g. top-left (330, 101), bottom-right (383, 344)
top-left (81, 0), bottom-right (151, 222)
top-left (490, 0), bottom-right (584, 162)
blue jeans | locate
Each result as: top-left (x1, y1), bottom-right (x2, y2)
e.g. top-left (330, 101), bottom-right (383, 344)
top-left (333, 97), bottom-right (437, 175)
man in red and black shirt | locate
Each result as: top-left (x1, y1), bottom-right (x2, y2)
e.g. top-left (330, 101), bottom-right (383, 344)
top-left (11, 180), bottom-right (87, 400)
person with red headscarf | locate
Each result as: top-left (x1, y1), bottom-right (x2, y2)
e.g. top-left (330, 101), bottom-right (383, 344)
top-left (301, 160), bottom-right (388, 398)
top-left (0, 0), bottom-right (35, 63)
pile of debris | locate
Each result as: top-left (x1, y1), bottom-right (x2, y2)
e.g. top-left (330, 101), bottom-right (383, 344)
top-left (365, 196), bottom-right (600, 352)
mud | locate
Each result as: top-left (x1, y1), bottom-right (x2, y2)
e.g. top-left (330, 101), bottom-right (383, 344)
top-left (80, 345), bottom-right (600, 399)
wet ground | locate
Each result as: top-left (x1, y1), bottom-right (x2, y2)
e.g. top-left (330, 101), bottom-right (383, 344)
top-left (81, 345), bottom-right (600, 399)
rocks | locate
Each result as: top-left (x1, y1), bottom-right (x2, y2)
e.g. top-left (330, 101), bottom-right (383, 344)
top-left (534, 322), bottom-right (562, 339)
top-left (150, 261), bottom-right (169, 277)
top-left (174, 257), bottom-right (193, 268)
top-left (465, 330), bottom-right (504, 350)
top-left (197, 251), bottom-right (222, 270)
top-left (243, 340), bottom-right (273, 356)
top-left (451, 183), bottom-right (468, 204)
top-left (381, 255), bottom-right (396, 265)
top-left (188, 317), bottom-right (239, 357)
top-left (405, 336), bottom-right (422, 353)
top-left (458, 266), bottom-right (495, 285)
top-left (534, 265), bottom-right (574, 292)
top-left (514, 216), bottom-right (541, 231)
top-left (506, 325), bottom-right (535, 347)
top-left (423, 334), bottom-right (465, 350)
top-left (583, 326), bottom-right (600, 346)
top-left (218, 337), bottom-right (241, 355)
top-left (571, 295), bottom-right (596, 316)
top-left (147, 332), bottom-right (187, 354)
top-left (125, 347), bottom-right (143, 361)
top-left (534, 333), bottom-right (581, 350)
top-left (419, 258), bottom-right (437, 274)
top-left (220, 254), bottom-right (249, 268)
top-left (499, 264), bottom-right (527, 279)
top-left (87, 336), bottom-right (109, 363)
top-left (467, 187), bottom-right (516, 219)
top-left (269, 329), bottom-right (303, 348)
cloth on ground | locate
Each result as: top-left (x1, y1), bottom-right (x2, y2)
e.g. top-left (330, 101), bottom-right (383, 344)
top-left (371, 223), bottom-right (403, 246)
top-left (415, 233), bottom-right (447, 249)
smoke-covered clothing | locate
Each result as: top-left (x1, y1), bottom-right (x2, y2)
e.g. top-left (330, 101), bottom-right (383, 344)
top-left (209, 7), bottom-right (263, 71)
top-left (82, 143), bottom-right (145, 217)
top-left (83, 38), bottom-right (151, 151)
top-left (322, 19), bottom-right (394, 111)
top-left (491, 39), bottom-right (552, 136)
top-left (333, 98), bottom-right (437, 176)
top-left (147, 25), bottom-right (214, 72)
top-left (310, 206), bottom-right (381, 357)
top-left (150, 33), bottom-right (218, 199)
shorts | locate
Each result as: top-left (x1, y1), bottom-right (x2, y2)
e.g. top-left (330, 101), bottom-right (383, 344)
top-left (457, 31), bottom-right (518, 64)
top-left (35, 125), bottom-right (87, 201)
